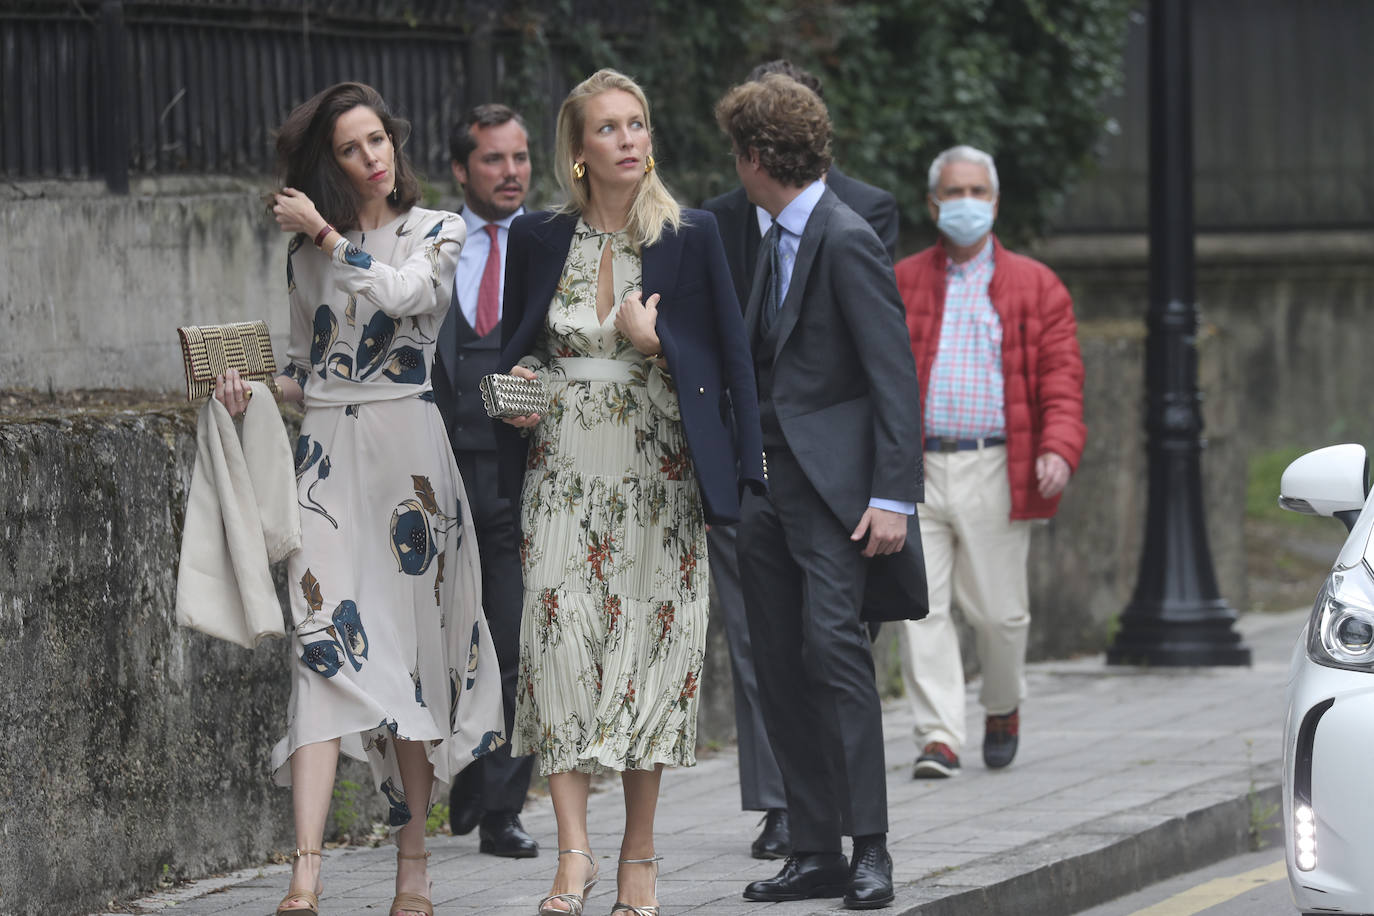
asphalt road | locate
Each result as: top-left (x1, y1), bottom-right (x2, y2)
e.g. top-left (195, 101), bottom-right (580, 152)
top-left (1073, 844), bottom-right (1300, 916)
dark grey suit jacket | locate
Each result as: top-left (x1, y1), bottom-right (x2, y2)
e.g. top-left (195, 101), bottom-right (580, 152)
top-left (745, 188), bottom-right (927, 620)
top-left (702, 166), bottom-right (899, 313)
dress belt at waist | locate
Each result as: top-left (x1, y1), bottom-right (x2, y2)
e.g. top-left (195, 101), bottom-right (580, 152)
top-left (549, 357), bottom-right (637, 382)
top-left (924, 435), bottom-right (1006, 453)
top-left (303, 386), bottom-right (435, 409)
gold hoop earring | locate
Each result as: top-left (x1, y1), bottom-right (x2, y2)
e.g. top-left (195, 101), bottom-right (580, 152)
top-left (644, 155), bottom-right (655, 175)
top-left (572, 161), bottom-right (586, 180)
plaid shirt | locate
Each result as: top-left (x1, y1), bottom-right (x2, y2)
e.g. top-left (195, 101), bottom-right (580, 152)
top-left (924, 240), bottom-right (1006, 438)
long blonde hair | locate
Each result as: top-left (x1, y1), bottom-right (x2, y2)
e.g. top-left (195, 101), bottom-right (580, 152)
top-left (554, 68), bottom-right (682, 250)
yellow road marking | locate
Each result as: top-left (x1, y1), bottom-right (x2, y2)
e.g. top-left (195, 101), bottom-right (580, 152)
top-left (1127, 859), bottom-right (1287, 916)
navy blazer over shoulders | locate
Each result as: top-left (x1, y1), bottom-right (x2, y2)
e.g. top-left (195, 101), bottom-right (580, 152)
top-left (495, 208), bottom-right (766, 526)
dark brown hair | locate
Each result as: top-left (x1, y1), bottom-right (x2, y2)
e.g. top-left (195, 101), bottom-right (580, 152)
top-left (715, 74), bottom-right (832, 187)
top-left (275, 82), bottom-right (421, 231)
top-left (449, 103), bottom-right (527, 167)
top-left (746, 59), bottom-right (824, 100)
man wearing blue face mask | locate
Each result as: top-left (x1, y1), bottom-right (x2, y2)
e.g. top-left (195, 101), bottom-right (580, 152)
top-left (893, 145), bottom-right (1086, 779)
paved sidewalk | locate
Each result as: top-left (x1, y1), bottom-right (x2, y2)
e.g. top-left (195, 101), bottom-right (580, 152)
top-left (104, 609), bottom-right (1298, 916)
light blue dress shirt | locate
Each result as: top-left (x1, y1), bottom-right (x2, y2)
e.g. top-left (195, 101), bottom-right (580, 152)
top-left (452, 206), bottom-right (523, 326)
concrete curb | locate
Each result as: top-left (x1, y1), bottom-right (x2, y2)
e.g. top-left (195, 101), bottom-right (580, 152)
top-left (888, 765), bottom-right (1282, 916)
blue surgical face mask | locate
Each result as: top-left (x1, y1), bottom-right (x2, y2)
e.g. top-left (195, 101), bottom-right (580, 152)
top-left (935, 196), bottom-right (995, 247)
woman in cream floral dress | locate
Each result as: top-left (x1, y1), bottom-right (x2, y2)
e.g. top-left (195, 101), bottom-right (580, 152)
top-left (515, 217), bottom-right (707, 776)
top-left (495, 70), bottom-right (764, 916)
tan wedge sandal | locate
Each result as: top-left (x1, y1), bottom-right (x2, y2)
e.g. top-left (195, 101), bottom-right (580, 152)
top-left (609, 855), bottom-right (663, 916)
top-left (538, 848), bottom-right (599, 916)
top-left (390, 850), bottom-right (434, 916)
top-left (275, 848), bottom-right (323, 915)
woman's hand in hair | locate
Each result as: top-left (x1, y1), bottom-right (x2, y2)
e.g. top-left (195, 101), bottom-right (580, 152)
top-left (273, 188), bottom-right (327, 238)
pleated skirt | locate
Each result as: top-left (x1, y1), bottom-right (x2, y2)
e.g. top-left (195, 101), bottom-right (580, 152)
top-left (511, 361), bottom-right (708, 775)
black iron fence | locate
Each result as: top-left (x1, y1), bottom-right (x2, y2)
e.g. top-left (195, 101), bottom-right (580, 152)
top-left (0, 0), bottom-right (655, 187)
top-left (1, 2), bottom-right (492, 186)
top-left (2, 0), bottom-right (1369, 232)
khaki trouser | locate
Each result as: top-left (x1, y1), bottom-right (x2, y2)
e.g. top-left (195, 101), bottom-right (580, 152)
top-left (898, 445), bottom-right (1030, 754)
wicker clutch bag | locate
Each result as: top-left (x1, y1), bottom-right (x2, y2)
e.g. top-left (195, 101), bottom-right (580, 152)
top-left (480, 373), bottom-right (550, 419)
top-left (177, 320), bottom-right (281, 401)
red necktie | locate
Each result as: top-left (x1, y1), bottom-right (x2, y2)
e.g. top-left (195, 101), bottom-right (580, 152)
top-left (474, 223), bottom-right (501, 337)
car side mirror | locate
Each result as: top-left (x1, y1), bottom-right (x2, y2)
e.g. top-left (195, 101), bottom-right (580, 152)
top-left (1280, 444), bottom-right (1370, 532)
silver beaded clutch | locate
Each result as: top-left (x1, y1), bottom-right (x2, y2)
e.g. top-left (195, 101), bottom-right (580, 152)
top-left (480, 373), bottom-right (550, 419)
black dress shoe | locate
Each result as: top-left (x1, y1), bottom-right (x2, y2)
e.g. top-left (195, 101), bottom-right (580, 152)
top-left (750, 808), bottom-right (792, 860)
top-left (478, 811), bottom-right (539, 858)
top-left (844, 840), bottom-right (894, 909)
top-left (742, 852), bottom-right (849, 901)
top-left (448, 767), bottom-right (483, 836)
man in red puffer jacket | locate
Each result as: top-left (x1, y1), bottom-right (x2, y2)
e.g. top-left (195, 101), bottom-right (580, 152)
top-left (895, 145), bottom-right (1086, 778)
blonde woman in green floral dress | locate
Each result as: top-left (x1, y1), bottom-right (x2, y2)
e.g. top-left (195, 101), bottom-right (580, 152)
top-left (494, 70), bottom-right (765, 916)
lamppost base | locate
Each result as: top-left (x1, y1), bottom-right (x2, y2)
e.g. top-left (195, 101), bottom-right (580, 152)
top-left (1107, 602), bottom-right (1252, 667)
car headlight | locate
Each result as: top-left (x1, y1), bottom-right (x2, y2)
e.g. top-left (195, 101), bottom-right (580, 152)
top-left (1308, 564), bottom-right (1374, 671)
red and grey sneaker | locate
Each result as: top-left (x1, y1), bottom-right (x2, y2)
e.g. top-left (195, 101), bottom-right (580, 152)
top-left (983, 708), bottom-right (1020, 769)
top-left (912, 741), bottom-right (961, 779)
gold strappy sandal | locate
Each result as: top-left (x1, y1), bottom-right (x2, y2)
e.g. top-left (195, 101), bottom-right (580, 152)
top-left (390, 850), bottom-right (434, 916)
top-left (275, 848), bottom-right (322, 915)
top-left (538, 848), bottom-right (599, 916)
top-left (609, 855), bottom-right (663, 916)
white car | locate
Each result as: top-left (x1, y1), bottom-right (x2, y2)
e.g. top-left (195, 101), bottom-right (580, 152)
top-left (1280, 443), bottom-right (1374, 915)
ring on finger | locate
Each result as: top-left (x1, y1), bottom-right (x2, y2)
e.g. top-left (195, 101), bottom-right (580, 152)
top-left (243, 387), bottom-right (254, 402)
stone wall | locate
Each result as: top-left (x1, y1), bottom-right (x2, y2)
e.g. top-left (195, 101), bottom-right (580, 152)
top-left (0, 179), bottom-right (290, 392)
top-left (1036, 230), bottom-right (1374, 451)
top-left (0, 408), bottom-right (383, 916)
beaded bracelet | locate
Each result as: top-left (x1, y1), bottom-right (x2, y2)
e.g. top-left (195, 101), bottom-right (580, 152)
top-left (313, 223), bottom-right (335, 248)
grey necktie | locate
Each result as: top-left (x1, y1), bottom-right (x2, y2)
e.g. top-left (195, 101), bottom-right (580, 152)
top-left (760, 223), bottom-right (782, 325)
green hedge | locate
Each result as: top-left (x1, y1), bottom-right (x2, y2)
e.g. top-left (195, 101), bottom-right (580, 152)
top-left (499, 0), bottom-right (1133, 243)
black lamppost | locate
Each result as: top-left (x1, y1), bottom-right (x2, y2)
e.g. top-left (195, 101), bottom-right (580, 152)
top-left (1107, 0), bottom-right (1250, 667)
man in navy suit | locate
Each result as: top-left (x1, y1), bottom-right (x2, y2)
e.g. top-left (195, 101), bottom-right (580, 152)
top-left (717, 74), bottom-right (926, 910)
top-left (700, 59), bottom-right (902, 863)
top-left (431, 103), bottom-right (537, 859)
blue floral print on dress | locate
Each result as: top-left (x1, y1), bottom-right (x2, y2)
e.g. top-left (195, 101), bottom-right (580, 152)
top-left (390, 498), bottom-right (435, 576)
top-left (411, 666), bottom-right (427, 707)
top-left (381, 345), bottom-right (426, 385)
top-left (287, 235), bottom-right (304, 295)
top-left (342, 242), bottom-right (373, 270)
top-left (310, 305), bottom-right (338, 378)
top-left (299, 634), bottom-right (344, 678)
top-left (380, 777), bottom-right (411, 827)
top-left (472, 730), bottom-right (505, 758)
top-left (296, 570), bottom-right (359, 678)
top-left (356, 311), bottom-right (397, 380)
top-left (389, 476), bottom-right (460, 576)
top-left (294, 434), bottom-right (338, 529)
top-left (331, 599), bottom-right (368, 672)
